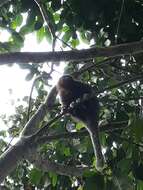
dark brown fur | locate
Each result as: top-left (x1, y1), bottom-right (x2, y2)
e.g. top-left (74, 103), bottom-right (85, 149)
top-left (57, 75), bottom-right (104, 170)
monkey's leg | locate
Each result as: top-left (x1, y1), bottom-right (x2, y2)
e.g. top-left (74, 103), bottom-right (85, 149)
top-left (86, 121), bottom-right (104, 171)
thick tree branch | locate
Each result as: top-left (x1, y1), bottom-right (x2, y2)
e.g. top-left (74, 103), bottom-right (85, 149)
top-left (28, 153), bottom-right (89, 177)
top-left (35, 121), bottom-right (128, 145)
top-left (21, 86), bottom-right (57, 136)
top-left (0, 118), bottom-right (127, 182)
top-left (0, 138), bottom-right (30, 183)
top-left (0, 41), bottom-right (143, 65)
top-left (0, 87), bottom-right (57, 182)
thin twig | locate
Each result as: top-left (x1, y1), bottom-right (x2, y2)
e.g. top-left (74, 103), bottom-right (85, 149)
top-left (27, 77), bottom-right (40, 121)
top-left (112, 133), bottom-right (143, 148)
top-left (34, 0), bottom-right (74, 50)
top-left (115, 0), bottom-right (125, 44)
top-left (98, 74), bottom-right (143, 93)
top-left (74, 58), bottom-right (112, 76)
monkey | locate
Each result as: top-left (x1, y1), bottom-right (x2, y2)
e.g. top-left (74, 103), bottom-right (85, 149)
top-left (56, 75), bottom-right (104, 171)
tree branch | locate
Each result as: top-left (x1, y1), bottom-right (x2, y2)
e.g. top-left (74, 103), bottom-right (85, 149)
top-left (0, 87), bottom-right (57, 182)
top-left (21, 86), bottom-right (57, 136)
top-left (28, 153), bottom-right (89, 177)
top-left (98, 74), bottom-right (143, 93)
top-left (0, 0), bottom-right (10, 7)
top-left (0, 117), bottom-right (127, 183)
top-left (0, 41), bottom-right (143, 65)
top-left (0, 138), bottom-right (30, 183)
top-left (35, 121), bottom-right (128, 145)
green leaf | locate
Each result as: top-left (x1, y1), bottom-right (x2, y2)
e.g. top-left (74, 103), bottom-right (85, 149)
top-left (0, 139), bottom-right (7, 149)
top-left (78, 186), bottom-right (83, 190)
top-left (70, 39), bottom-right (79, 48)
top-left (36, 27), bottom-right (45, 43)
top-left (52, 174), bottom-right (57, 187)
top-left (137, 180), bottom-right (143, 190)
top-left (83, 170), bottom-right (95, 177)
top-left (25, 72), bottom-right (35, 81)
top-left (11, 15), bottom-right (23, 29)
top-left (12, 32), bottom-right (24, 44)
top-left (20, 25), bottom-right (33, 35)
top-left (100, 133), bottom-right (106, 147)
top-left (54, 13), bottom-right (60, 22)
top-left (108, 78), bottom-right (119, 86)
top-left (63, 147), bottom-right (71, 156)
top-left (29, 168), bottom-right (43, 186)
top-left (131, 116), bottom-right (143, 142)
top-left (15, 15), bottom-right (23, 25)
top-left (62, 30), bottom-right (72, 43)
top-left (45, 27), bottom-right (52, 44)
top-left (79, 32), bottom-right (90, 44)
top-left (49, 172), bottom-right (58, 187)
top-left (76, 122), bottom-right (84, 130)
top-left (117, 159), bottom-right (132, 174)
top-left (84, 174), bottom-right (104, 190)
top-left (0, 130), bottom-right (7, 137)
top-left (62, 25), bottom-right (70, 32)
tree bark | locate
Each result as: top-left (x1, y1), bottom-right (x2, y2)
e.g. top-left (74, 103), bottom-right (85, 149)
top-left (0, 41), bottom-right (143, 65)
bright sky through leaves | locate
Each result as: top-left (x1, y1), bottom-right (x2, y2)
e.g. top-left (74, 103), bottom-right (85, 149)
top-left (0, 32), bottom-right (64, 130)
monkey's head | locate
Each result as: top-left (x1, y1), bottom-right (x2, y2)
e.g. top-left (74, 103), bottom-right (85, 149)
top-left (57, 75), bottom-right (74, 89)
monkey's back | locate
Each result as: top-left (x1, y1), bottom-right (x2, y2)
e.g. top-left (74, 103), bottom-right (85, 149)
top-left (71, 96), bottom-right (99, 126)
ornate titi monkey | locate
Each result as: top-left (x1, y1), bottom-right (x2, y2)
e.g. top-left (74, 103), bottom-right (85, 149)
top-left (56, 75), bottom-right (104, 170)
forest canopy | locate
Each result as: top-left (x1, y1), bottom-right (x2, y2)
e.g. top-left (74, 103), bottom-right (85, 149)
top-left (0, 0), bottom-right (143, 189)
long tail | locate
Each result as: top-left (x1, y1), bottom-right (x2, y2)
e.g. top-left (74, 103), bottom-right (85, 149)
top-left (87, 121), bottom-right (104, 171)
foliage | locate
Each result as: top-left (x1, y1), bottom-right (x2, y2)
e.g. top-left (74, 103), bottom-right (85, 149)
top-left (0, 0), bottom-right (143, 189)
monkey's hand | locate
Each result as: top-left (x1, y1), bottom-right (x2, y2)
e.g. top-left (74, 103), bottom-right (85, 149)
top-left (69, 98), bottom-right (81, 108)
top-left (61, 105), bottom-right (68, 114)
top-left (70, 93), bottom-right (92, 108)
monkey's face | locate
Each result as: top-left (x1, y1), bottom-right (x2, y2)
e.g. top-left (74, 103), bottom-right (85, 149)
top-left (58, 75), bottom-right (73, 88)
